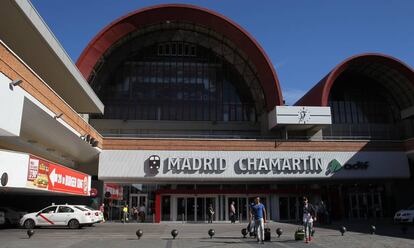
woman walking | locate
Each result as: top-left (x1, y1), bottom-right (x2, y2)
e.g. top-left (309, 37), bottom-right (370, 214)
top-left (302, 197), bottom-right (316, 243)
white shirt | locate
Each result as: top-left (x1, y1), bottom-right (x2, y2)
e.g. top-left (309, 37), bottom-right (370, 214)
top-left (139, 206), bottom-right (146, 213)
top-left (303, 213), bottom-right (313, 223)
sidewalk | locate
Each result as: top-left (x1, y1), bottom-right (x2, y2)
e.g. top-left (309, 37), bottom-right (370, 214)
top-left (0, 221), bottom-right (413, 248)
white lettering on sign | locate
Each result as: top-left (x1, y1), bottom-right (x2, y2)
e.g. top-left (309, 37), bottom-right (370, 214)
top-left (162, 156), bottom-right (323, 175)
top-left (49, 168), bottom-right (84, 189)
top-left (166, 157), bottom-right (227, 173)
top-left (236, 157), bottom-right (322, 173)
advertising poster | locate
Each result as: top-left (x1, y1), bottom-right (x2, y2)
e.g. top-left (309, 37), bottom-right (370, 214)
top-left (27, 155), bottom-right (91, 196)
top-left (104, 183), bottom-right (123, 200)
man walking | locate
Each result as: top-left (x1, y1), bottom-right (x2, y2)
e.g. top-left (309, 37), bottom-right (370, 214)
top-left (207, 204), bottom-right (215, 223)
top-left (230, 201), bottom-right (236, 223)
top-left (249, 197), bottom-right (267, 244)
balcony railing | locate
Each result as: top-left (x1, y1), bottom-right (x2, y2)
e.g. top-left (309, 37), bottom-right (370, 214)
top-left (322, 119), bottom-right (414, 140)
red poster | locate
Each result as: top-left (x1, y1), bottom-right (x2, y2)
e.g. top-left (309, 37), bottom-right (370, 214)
top-left (104, 183), bottom-right (123, 200)
top-left (27, 155), bottom-right (91, 196)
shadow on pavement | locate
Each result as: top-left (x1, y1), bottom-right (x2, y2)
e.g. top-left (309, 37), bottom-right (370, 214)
top-left (314, 219), bottom-right (414, 240)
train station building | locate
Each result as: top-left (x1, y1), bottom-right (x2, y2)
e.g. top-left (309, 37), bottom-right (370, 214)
top-left (1, 1), bottom-right (414, 223)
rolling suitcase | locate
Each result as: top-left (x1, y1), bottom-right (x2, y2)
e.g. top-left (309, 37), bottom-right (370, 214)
top-left (264, 227), bottom-right (271, 241)
top-left (247, 220), bottom-right (256, 237)
top-left (295, 227), bottom-right (305, 240)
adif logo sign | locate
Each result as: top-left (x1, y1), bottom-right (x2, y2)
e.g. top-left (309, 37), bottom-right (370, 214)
top-left (326, 159), bottom-right (343, 175)
top-left (326, 159), bottom-right (369, 175)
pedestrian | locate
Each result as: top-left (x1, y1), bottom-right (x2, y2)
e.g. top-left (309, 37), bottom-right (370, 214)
top-left (318, 200), bottom-right (329, 224)
top-left (122, 204), bottom-right (129, 223)
top-left (207, 204), bottom-right (215, 223)
top-left (133, 206), bottom-right (139, 222)
top-left (230, 201), bottom-right (236, 223)
top-left (301, 197), bottom-right (316, 243)
top-left (248, 201), bottom-right (256, 237)
top-left (99, 203), bottom-right (106, 222)
top-left (139, 204), bottom-right (146, 223)
top-left (249, 197), bottom-right (267, 244)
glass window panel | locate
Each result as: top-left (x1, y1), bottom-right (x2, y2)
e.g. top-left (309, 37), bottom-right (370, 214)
top-left (95, 43), bottom-right (256, 122)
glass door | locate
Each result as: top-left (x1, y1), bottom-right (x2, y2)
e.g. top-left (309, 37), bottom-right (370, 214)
top-left (348, 192), bottom-right (383, 219)
top-left (186, 197), bottom-right (195, 221)
top-left (177, 197), bottom-right (186, 221)
top-left (279, 196), bottom-right (299, 221)
top-left (239, 197), bottom-right (248, 222)
top-left (279, 197), bottom-right (289, 220)
top-left (161, 196), bottom-right (171, 221)
top-left (205, 197), bottom-right (216, 222)
top-left (227, 197), bottom-right (248, 222)
top-left (130, 194), bottom-right (148, 222)
top-left (196, 197), bottom-right (205, 222)
top-left (130, 194), bottom-right (147, 209)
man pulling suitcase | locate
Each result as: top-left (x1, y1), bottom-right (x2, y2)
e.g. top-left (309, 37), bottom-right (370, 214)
top-left (249, 197), bottom-right (268, 244)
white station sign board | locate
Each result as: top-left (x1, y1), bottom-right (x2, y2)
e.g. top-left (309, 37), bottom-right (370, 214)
top-left (99, 150), bottom-right (409, 182)
top-left (268, 106), bottom-right (332, 129)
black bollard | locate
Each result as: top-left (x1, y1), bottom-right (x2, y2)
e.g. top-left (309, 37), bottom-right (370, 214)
top-left (370, 225), bottom-right (376, 235)
top-left (340, 226), bottom-right (346, 236)
top-left (171, 229), bottom-right (178, 239)
top-left (208, 229), bottom-right (215, 239)
top-left (27, 229), bottom-right (34, 239)
top-left (136, 229), bottom-right (143, 239)
top-left (276, 228), bottom-right (283, 238)
top-left (241, 228), bottom-right (248, 238)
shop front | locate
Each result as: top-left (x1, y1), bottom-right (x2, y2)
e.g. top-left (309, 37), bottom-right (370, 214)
top-left (99, 149), bottom-right (409, 223)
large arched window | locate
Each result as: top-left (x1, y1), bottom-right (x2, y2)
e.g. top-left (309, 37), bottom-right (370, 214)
top-left (321, 56), bottom-right (414, 140)
top-left (329, 72), bottom-right (399, 125)
top-left (93, 42), bottom-right (257, 122)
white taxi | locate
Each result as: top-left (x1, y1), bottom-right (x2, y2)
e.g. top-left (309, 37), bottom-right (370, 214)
top-left (20, 204), bottom-right (94, 229)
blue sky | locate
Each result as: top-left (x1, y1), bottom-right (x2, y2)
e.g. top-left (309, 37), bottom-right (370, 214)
top-left (31, 0), bottom-right (414, 104)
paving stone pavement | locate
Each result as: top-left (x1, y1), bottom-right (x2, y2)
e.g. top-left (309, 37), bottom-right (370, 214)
top-left (0, 221), bottom-right (413, 248)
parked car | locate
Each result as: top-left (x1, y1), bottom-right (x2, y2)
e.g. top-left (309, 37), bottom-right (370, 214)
top-left (0, 207), bottom-right (27, 226)
top-left (0, 211), bottom-right (5, 225)
top-left (20, 204), bottom-right (94, 229)
top-left (76, 205), bottom-right (104, 224)
top-left (394, 204), bottom-right (414, 223)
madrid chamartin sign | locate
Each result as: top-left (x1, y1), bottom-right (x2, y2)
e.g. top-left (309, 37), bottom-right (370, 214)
top-left (145, 155), bottom-right (366, 176)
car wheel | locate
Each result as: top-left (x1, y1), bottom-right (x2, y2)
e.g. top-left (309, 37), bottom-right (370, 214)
top-left (24, 219), bottom-right (35, 229)
top-left (68, 219), bottom-right (80, 229)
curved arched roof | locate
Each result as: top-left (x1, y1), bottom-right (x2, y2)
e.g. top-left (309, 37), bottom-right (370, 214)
top-left (295, 53), bottom-right (414, 108)
top-left (76, 4), bottom-right (283, 110)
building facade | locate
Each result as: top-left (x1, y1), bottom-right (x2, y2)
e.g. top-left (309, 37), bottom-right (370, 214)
top-left (1, 2), bottom-right (414, 223)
